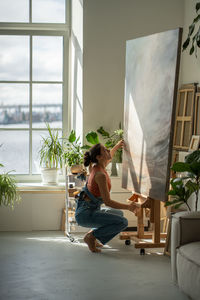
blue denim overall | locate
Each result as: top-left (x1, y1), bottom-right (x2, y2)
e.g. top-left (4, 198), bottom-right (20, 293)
top-left (75, 184), bottom-right (128, 245)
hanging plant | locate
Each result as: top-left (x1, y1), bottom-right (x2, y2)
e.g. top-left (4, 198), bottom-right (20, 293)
top-left (182, 2), bottom-right (200, 57)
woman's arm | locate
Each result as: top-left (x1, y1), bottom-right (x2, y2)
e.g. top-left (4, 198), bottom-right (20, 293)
top-left (95, 172), bottom-right (136, 212)
top-left (110, 139), bottom-right (123, 160)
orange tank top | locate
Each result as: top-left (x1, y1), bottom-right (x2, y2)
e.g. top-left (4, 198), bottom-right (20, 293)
top-left (87, 165), bottom-right (111, 197)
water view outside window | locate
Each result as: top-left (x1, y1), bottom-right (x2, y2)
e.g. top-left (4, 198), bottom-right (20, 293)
top-left (0, 0), bottom-right (67, 176)
top-left (32, 84), bottom-right (62, 128)
top-left (0, 131), bottom-right (29, 174)
top-left (0, 35), bottom-right (63, 174)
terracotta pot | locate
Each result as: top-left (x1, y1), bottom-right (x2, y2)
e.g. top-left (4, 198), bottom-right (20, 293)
top-left (70, 164), bottom-right (83, 174)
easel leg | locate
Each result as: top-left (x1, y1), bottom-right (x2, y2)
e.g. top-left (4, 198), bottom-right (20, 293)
top-left (135, 199), bottom-right (165, 249)
top-left (137, 207), bottom-right (144, 239)
top-left (152, 200), bottom-right (160, 244)
top-left (120, 198), bottom-right (166, 251)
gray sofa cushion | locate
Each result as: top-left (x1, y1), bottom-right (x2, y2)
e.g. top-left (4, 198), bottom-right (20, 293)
top-left (171, 211), bottom-right (200, 283)
top-left (180, 218), bottom-right (200, 245)
top-left (178, 241), bottom-right (200, 267)
top-left (177, 242), bottom-right (200, 300)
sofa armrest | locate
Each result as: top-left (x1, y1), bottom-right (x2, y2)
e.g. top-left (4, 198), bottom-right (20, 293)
top-left (171, 211), bottom-right (200, 283)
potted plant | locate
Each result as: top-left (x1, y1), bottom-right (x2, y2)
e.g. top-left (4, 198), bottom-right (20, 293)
top-left (38, 123), bottom-right (63, 185)
top-left (0, 162), bottom-right (21, 209)
top-left (63, 130), bottom-right (84, 174)
top-left (166, 150), bottom-right (200, 211)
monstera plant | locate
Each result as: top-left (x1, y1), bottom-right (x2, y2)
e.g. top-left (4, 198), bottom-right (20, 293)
top-left (166, 150), bottom-right (200, 211)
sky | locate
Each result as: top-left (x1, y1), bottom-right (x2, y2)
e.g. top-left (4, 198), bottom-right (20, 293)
top-left (0, 0), bottom-right (65, 106)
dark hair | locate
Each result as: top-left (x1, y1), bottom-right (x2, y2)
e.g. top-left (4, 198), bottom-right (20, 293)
top-left (84, 143), bottom-right (101, 167)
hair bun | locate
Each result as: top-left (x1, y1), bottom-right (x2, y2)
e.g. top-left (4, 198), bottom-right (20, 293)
top-left (84, 151), bottom-right (91, 167)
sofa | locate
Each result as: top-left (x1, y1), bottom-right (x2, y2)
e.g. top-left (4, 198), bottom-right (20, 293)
top-left (171, 211), bottom-right (200, 300)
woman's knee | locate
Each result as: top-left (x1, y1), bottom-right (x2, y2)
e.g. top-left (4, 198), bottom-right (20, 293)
top-left (120, 217), bottom-right (128, 229)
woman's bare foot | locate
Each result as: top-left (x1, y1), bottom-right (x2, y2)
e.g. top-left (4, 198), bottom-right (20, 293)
top-left (95, 240), bottom-right (103, 248)
top-left (84, 232), bottom-right (101, 253)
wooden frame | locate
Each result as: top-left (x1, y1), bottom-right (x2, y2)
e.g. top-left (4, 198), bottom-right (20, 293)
top-left (173, 84), bottom-right (197, 150)
top-left (194, 92), bottom-right (200, 135)
top-left (189, 135), bottom-right (200, 152)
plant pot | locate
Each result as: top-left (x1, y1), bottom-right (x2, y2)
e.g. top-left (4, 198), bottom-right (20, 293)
top-left (70, 164), bottom-right (83, 174)
top-left (41, 167), bottom-right (59, 185)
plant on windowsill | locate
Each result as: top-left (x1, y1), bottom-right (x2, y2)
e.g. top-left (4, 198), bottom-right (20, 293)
top-left (62, 130), bottom-right (84, 175)
top-left (0, 145), bottom-right (21, 209)
top-left (165, 150), bottom-right (200, 211)
top-left (38, 123), bottom-right (63, 185)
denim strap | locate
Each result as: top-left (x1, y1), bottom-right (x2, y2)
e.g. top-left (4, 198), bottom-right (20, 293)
top-left (82, 184), bottom-right (102, 204)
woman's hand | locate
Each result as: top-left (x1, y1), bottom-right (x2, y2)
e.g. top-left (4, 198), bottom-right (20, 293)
top-left (110, 139), bottom-right (124, 159)
top-left (115, 139), bottom-right (124, 150)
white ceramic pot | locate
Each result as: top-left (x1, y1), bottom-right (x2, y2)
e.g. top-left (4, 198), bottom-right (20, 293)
top-left (41, 168), bottom-right (59, 185)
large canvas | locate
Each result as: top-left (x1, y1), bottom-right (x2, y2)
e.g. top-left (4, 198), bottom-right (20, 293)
top-left (122, 28), bottom-right (182, 201)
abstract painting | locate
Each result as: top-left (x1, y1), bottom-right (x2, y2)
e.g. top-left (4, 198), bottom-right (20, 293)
top-left (122, 28), bottom-right (182, 201)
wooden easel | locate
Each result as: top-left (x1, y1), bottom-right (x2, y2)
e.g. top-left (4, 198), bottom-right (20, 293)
top-left (120, 194), bottom-right (166, 254)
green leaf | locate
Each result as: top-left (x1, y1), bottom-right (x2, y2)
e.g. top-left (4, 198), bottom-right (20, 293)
top-left (190, 162), bottom-right (200, 176)
top-left (194, 14), bottom-right (200, 23)
top-left (185, 150), bottom-right (200, 163)
top-left (171, 162), bottom-right (192, 173)
top-left (165, 199), bottom-right (182, 206)
top-left (168, 190), bottom-right (177, 196)
top-left (189, 24), bottom-right (195, 36)
top-left (182, 37), bottom-right (190, 50)
top-left (105, 140), bottom-right (114, 148)
top-left (68, 130), bottom-right (76, 143)
top-left (190, 45), bottom-right (195, 55)
top-left (174, 203), bottom-right (184, 210)
top-left (85, 131), bottom-right (99, 144)
top-left (196, 2), bottom-right (200, 13)
top-left (81, 144), bottom-right (91, 150)
top-left (97, 126), bottom-right (110, 138)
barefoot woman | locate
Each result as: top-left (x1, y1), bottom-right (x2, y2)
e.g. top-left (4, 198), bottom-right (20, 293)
top-left (75, 141), bottom-right (136, 253)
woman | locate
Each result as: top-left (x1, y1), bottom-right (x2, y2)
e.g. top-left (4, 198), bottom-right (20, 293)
top-left (75, 141), bottom-right (136, 253)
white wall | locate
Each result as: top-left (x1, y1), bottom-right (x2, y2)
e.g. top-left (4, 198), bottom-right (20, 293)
top-left (0, 192), bottom-right (65, 231)
top-left (70, 0), bottom-right (83, 141)
top-left (83, 0), bottom-right (184, 135)
top-left (181, 0), bottom-right (200, 84)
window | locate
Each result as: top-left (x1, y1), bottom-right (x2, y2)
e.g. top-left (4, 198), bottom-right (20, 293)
top-left (0, 0), bottom-right (69, 180)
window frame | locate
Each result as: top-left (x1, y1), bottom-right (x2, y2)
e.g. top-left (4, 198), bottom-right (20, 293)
top-left (0, 0), bottom-right (70, 182)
